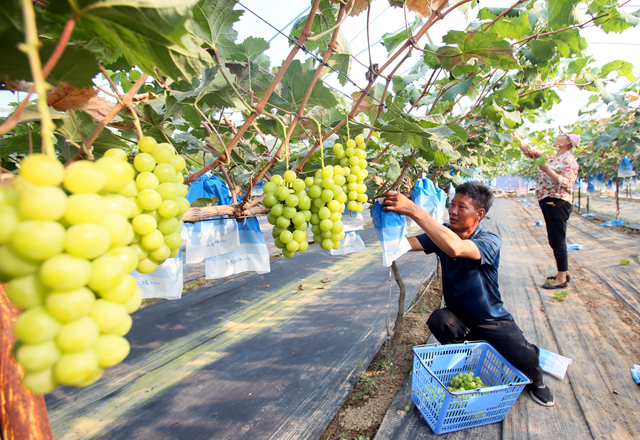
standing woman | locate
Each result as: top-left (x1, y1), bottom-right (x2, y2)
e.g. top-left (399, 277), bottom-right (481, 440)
top-left (514, 133), bottom-right (580, 289)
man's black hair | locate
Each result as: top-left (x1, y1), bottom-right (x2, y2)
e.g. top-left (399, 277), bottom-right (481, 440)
top-left (455, 181), bottom-right (494, 213)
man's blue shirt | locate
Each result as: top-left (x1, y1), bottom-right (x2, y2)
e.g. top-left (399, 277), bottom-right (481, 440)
top-left (416, 224), bottom-right (513, 321)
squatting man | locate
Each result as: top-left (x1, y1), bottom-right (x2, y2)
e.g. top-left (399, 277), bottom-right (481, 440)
top-left (381, 181), bottom-right (554, 407)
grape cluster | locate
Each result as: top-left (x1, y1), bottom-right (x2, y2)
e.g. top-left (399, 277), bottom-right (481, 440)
top-left (131, 137), bottom-right (189, 273)
top-left (262, 135), bottom-right (370, 254)
top-left (1, 153), bottom-right (140, 393)
top-left (262, 170), bottom-right (311, 258)
top-left (306, 166), bottom-right (347, 251)
top-left (0, 136), bottom-right (189, 394)
top-left (329, 134), bottom-right (370, 213)
top-left (447, 372), bottom-right (489, 392)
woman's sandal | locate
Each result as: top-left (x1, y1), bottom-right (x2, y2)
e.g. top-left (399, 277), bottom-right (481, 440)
top-left (546, 275), bottom-right (570, 282)
top-left (541, 281), bottom-right (568, 289)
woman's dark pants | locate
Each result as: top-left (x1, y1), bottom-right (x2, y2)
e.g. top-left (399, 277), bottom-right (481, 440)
top-left (539, 197), bottom-right (572, 272)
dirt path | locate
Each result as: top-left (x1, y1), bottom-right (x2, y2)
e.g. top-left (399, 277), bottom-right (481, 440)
top-left (375, 198), bottom-right (640, 440)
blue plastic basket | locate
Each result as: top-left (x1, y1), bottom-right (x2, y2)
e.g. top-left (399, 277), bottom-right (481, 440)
top-left (412, 341), bottom-right (532, 434)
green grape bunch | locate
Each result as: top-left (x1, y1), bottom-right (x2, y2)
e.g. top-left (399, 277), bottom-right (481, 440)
top-left (131, 137), bottom-right (189, 273)
top-left (329, 134), bottom-right (370, 213)
top-left (262, 170), bottom-right (311, 258)
top-left (0, 135), bottom-right (188, 395)
top-left (263, 135), bottom-right (369, 255)
top-left (306, 164), bottom-right (347, 251)
top-left (446, 371), bottom-right (489, 392)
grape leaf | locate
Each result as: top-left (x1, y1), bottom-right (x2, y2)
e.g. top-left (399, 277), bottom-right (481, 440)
top-left (595, 7), bottom-right (640, 34)
top-left (529, 39), bottom-right (556, 62)
top-left (421, 150), bottom-right (451, 167)
top-left (3, 105), bottom-right (66, 125)
top-left (0, 131), bottom-right (43, 161)
top-left (52, 0), bottom-right (211, 82)
top-left (0, 29), bottom-right (100, 87)
top-left (586, 93), bottom-right (600, 107)
top-left (188, 0), bottom-right (243, 59)
top-left (547, 0), bottom-right (582, 29)
top-left (386, 156), bottom-right (401, 182)
top-left (478, 7), bottom-right (524, 19)
top-left (416, 157), bottom-right (431, 172)
top-left (447, 123), bottom-right (468, 143)
top-left (566, 58), bottom-right (589, 75)
top-left (624, 142), bottom-right (637, 154)
top-left (534, 157), bottom-right (546, 166)
top-left (423, 126), bottom-right (455, 138)
top-left (376, 117), bottom-right (431, 148)
top-left (55, 110), bottom-right (129, 158)
top-left (0, 0), bottom-right (21, 33)
top-left (478, 8), bottom-right (531, 40)
top-left (600, 60), bottom-right (635, 82)
top-left (392, 63), bottom-right (429, 94)
top-left (436, 31), bottom-right (519, 71)
top-left (274, 60), bottom-right (338, 111)
top-left (530, 29), bottom-right (585, 61)
top-left (228, 36), bottom-right (271, 78)
top-left (423, 44), bottom-right (442, 68)
top-left (381, 19), bottom-right (423, 55)
top-left (169, 66), bottom-right (237, 110)
top-left (441, 79), bottom-right (474, 102)
top-left (596, 79), bottom-right (613, 103)
top-left (327, 53), bottom-right (352, 87)
top-left (173, 132), bottom-right (202, 154)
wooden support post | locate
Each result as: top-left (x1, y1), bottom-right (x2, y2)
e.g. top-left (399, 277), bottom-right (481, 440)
top-left (578, 180), bottom-right (581, 213)
top-left (616, 179), bottom-right (620, 220)
top-left (0, 284), bottom-right (53, 440)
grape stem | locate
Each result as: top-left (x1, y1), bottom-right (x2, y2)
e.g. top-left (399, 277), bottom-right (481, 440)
top-left (219, 164), bottom-right (236, 201)
top-left (19, 0), bottom-right (56, 157)
top-left (307, 116), bottom-right (325, 169)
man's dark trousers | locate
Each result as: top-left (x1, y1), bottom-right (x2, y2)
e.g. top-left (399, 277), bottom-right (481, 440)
top-left (427, 309), bottom-right (543, 387)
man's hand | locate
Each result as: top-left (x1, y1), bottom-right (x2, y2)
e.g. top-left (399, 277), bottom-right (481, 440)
top-left (381, 190), bottom-right (417, 217)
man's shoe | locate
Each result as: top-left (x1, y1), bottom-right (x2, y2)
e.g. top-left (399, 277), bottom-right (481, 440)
top-left (529, 384), bottom-right (555, 407)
